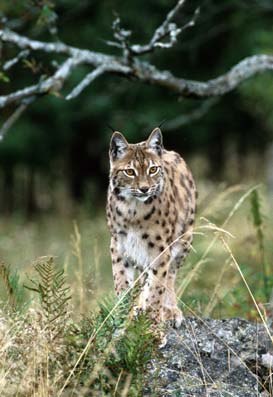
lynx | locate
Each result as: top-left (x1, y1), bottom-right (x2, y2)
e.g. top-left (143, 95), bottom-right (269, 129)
top-left (106, 128), bottom-right (196, 327)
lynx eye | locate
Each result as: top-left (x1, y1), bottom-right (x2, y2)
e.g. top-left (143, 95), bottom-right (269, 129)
top-left (149, 166), bottom-right (159, 175)
top-left (124, 168), bottom-right (136, 177)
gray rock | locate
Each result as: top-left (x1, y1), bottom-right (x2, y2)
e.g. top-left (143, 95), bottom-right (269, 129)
top-left (144, 317), bottom-right (273, 396)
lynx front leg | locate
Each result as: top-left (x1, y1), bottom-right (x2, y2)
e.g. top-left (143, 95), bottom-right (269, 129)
top-left (163, 266), bottom-right (183, 328)
top-left (137, 252), bottom-right (171, 324)
top-left (162, 230), bottom-right (194, 327)
top-left (111, 237), bottom-right (134, 295)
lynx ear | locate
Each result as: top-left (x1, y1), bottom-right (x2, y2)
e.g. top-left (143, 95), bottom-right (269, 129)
top-left (146, 128), bottom-right (163, 155)
top-left (109, 132), bottom-right (129, 161)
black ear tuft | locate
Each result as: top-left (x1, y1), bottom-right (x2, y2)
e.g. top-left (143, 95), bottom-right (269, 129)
top-left (109, 132), bottom-right (129, 161)
top-left (106, 124), bottom-right (116, 132)
top-left (146, 128), bottom-right (163, 155)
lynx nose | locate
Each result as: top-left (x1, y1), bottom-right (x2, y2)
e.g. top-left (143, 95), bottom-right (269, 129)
top-left (139, 186), bottom-right (149, 193)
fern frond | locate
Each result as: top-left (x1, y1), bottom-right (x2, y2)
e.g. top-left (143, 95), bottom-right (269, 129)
top-left (116, 313), bottom-right (156, 374)
top-left (25, 256), bottom-right (71, 337)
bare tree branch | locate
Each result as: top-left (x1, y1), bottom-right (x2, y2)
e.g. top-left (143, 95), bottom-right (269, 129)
top-left (133, 54), bottom-right (273, 97)
top-left (108, 0), bottom-right (199, 56)
top-left (66, 65), bottom-right (108, 100)
top-left (1, 0), bottom-right (273, 136)
top-left (1, 27), bottom-right (273, 108)
top-left (3, 49), bottom-right (30, 70)
top-left (0, 28), bottom-right (108, 64)
top-left (0, 57), bottom-right (81, 108)
top-left (0, 96), bottom-right (35, 140)
top-left (130, 0), bottom-right (199, 54)
top-left (110, 15), bottom-right (132, 62)
top-left (164, 98), bottom-right (219, 130)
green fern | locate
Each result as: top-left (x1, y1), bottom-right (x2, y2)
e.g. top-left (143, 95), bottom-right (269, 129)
top-left (109, 313), bottom-right (157, 395)
top-left (117, 314), bottom-right (155, 373)
top-left (25, 256), bottom-right (71, 333)
top-left (72, 293), bottom-right (158, 395)
top-left (99, 296), bottom-right (157, 394)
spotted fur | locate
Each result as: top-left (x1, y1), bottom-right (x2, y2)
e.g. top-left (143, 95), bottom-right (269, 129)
top-left (106, 128), bottom-right (196, 327)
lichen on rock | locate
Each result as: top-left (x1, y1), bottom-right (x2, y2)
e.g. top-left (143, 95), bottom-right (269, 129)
top-left (144, 317), bottom-right (273, 396)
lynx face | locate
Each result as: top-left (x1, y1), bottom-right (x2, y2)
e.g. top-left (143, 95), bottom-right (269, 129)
top-left (109, 130), bottom-right (164, 202)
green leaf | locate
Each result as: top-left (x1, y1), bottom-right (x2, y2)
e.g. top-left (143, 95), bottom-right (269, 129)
top-left (0, 72), bottom-right (10, 83)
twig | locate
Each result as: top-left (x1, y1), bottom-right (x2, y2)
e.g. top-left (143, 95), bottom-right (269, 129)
top-left (111, 15), bottom-right (132, 62)
top-left (0, 96), bottom-right (35, 140)
top-left (0, 57), bottom-right (80, 108)
top-left (165, 98), bottom-right (218, 130)
top-left (3, 49), bottom-right (30, 70)
top-left (66, 65), bottom-right (107, 100)
top-left (130, 0), bottom-right (199, 54)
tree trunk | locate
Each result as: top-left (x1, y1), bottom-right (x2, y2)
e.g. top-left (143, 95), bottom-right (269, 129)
top-left (26, 168), bottom-right (36, 217)
top-left (2, 166), bottom-right (14, 215)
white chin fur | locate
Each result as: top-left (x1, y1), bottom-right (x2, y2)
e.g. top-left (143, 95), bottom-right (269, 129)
top-left (136, 195), bottom-right (149, 202)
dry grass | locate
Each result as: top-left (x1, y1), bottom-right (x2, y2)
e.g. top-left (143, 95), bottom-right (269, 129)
top-left (0, 183), bottom-right (272, 395)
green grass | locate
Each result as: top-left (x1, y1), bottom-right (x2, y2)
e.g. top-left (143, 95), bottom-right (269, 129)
top-left (0, 183), bottom-right (272, 395)
top-left (0, 211), bottom-right (112, 311)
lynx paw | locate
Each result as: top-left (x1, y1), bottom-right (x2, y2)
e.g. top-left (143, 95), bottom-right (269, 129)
top-left (131, 304), bottom-right (164, 326)
top-left (163, 306), bottom-right (184, 329)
